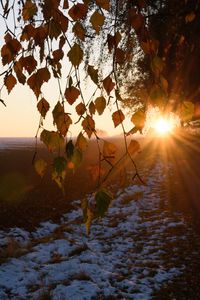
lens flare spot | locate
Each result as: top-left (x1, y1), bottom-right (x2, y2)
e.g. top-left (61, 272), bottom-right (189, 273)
top-left (154, 117), bottom-right (172, 135)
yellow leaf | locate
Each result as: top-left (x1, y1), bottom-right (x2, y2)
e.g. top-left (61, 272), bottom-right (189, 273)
top-left (52, 169), bottom-right (66, 189)
top-left (63, 0), bottom-right (69, 9)
top-left (34, 159), bottom-right (47, 177)
top-left (94, 96), bottom-right (106, 115)
top-left (194, 103), bottom-right (200, 118)
top-left (88, 65), bottom-right (99, 84)
top-left (151, 56), bottom-right (164, 74)
top-left (52, 49), bottom-right (64, 61)
top-left (68, 3), bottom-right (88, 21)
top-left (87, 164), bottom-right (105, 181)
top-left (115, 48), bottom-right (125, 64)
top-left (131, 110), bottom-right (146, 130)
top-left (82, 115), bottom-right (95, 138)
top-left (40, 130), bottom-right (64, 152)
top-left (47, 19), bottom-right (61, 40)
top-left (140, 39), bottom-right (159, 54)
top-left (149, 84), bottom-right (166, 108)
top-left (52, 102), bottom-right (72, 136)
top-left (103, 141), bottom-right (117, 158)
top-left (107, 32), bottom-right (121, 52)
top-left (4, 74), bottom-right (17, 94)
top-left (73, 22), bottom-right (85, 41)
top-left (22, 0), bottom-right (38, 21)
top-left (160, 76), bottom-right (168, 93)
top-left (76, 132), bottom-right (88, 151)
top-left (58, 114), bottom-right (72, 136)
top-left (180, 101), bottom-right (194, 122)
top-left (90, 11), bottom-right (105, 33)
top-left (185, 12), bottom-right (196, 23)
top-left (37, 98), bottom-right (50, 118)
top-left (103, 75), bottom-right (115, 95)
top-left (52, 101), bottom-right (64, 124)
top-left (71, 148), bottom-right (83, 169)
top-left (128, 140), bottom-right (140, 155)
top-left (128, 9), bottom-right (144, 31)
top-left (20, 55), bottom-right (37, 75)
top-left (76, 102), bottom-right (86, 115)
top-left (96, 0), bottom-right (110, 10)
top-left (112, 110), bottom-right (125, 127)
top-left (85, 207), bottom-right (94, 235)
top-left (67, 43), bottom-right (83, 67)
top-left (65, 86), bottom-right (80, 104)
top-left (81, 198), bottom-right (88, 222)
top-left (37, 67), bottom-right (51, 83)
top-left (89, 101), bottom-right (96, 115)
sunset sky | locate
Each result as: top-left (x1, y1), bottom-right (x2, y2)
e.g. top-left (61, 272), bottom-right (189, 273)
top-left (0, 14), bottom-right (133, 138)
top-left (0, 77), bottom-right (133, 137)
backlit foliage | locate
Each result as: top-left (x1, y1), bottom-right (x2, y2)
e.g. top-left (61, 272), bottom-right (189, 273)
top-left (1, 0), bottom-right (200, 231)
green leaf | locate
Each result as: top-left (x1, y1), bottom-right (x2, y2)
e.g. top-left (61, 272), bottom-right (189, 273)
top-left (94, 96), bottom-right (106, 115)
top-left (95, 189), bottom-right (113, 218)
top-left (53, 156), bottom-right (67, 173)
top-left (65, 140), bottom-right (74, 160)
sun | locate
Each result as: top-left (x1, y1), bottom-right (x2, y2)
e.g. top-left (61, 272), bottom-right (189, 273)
top-left (154, 117), bottom-right (172, 135)
top-left (143, 106), bottom-right (181, 136)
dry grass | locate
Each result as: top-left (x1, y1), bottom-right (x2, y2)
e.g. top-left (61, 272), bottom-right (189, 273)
top-left (0, 238), bottom-right (28, 263)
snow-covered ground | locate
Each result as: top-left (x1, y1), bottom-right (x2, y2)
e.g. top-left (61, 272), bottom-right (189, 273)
top-left (0, 161), bottom-right (194, 299)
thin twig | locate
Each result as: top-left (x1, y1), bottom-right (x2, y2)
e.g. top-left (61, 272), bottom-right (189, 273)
top-left (0, 99), bottom-right (6, 107)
